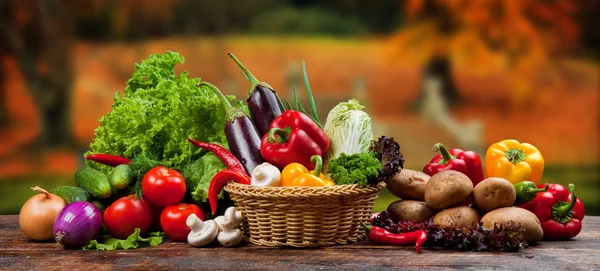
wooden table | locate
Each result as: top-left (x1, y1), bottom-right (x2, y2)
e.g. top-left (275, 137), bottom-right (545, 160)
top-left (1, 216), bottom-right (598, 270)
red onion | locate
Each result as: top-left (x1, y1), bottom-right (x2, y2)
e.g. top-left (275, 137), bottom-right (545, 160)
top-left (54, 201), bottom-right (102, 248)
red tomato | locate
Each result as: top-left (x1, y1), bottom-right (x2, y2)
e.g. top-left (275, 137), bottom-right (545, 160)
top-left (142, 166), bottom-right (186, 207)
top-left (160, 203), bottom-right (205, 242)
top-left (103, 195), bottom-right (153, 239)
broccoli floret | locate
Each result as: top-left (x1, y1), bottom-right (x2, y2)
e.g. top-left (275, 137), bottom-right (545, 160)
top-left (327, 152), bottom-right (382, 186)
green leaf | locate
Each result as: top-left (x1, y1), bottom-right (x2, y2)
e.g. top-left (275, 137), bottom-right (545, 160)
top-left (302, 60), bottom-right (321, 127)
top-left (82, 228), bottom-right (165, 250)
top-left (84, 51), bottom-right (230, 179)
top-left (293, 85), bottom-right (299, 111)
top-left (285, 100), bottom-right (293, 111)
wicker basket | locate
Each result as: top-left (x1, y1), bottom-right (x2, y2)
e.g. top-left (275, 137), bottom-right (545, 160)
top-left (223, 182), bottom-right (385, 247)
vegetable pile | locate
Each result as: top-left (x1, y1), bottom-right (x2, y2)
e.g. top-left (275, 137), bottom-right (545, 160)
top-left (376, 140), bottom-right (586, 253)
top-left (17, 51), bottom-right (585, 254)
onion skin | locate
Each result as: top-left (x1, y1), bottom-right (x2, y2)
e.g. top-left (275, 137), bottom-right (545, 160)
top-left (54, 201), bottom-right (103, 248)
top-left (19, 186), bottom-right (66, 241)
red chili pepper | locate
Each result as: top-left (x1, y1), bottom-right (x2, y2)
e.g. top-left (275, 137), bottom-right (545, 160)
top-left (188, 138), bottom-right (247, 174)
top-left (423, 143), bottom-right (484, 186)
top-left (360, 222), bottom-right (427, 254)
top-left (208, 169), bottom-right (251, 215)
top-left (85, 154), bottom-right (131, 167)
top-left (260, 110), bottom-right (330, 170)
top-left (520, 183), bottom-right (585, 240)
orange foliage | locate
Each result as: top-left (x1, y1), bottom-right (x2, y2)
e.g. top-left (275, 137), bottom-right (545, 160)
top-left (388, 0), bottom-right (581, 105)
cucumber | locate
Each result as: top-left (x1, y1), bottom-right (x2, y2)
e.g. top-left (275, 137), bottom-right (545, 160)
top-left (49, 185), bottom-right (91, 204)
top-left (109, 164), bottom-right (134, 190)
top-left (91, 199), bottom-right (106, 212)
top-left (74, 167), bottom-right (112, 199)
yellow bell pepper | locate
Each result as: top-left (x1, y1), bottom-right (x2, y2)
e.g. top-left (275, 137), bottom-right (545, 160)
top-left (281, 163), bottom-right (308, 186)
top-left (485, 139), bottom-right (544, 184)
top-left (288, 155), bottom-right (333, 187)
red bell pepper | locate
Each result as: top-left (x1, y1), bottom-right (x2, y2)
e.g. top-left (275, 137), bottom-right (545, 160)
top-left (260, 110), bottom-right (330, 170)
top-left (423, 143), bottom-right (484, 186)
top-left (520, 183), bottom-right (585, 240)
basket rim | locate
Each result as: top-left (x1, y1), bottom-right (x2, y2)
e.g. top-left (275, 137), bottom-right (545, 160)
top-left (224, 181), bottom-right (386, 199)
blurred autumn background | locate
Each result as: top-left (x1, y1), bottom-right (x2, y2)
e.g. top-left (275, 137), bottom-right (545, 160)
top-left (1, 0), bottom-right (598, 214)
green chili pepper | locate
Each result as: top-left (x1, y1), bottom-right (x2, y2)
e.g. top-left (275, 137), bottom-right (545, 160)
top-left (514, 181), bottom-right (549, 205)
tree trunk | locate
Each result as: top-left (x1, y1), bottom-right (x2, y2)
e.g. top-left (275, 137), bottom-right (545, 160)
top-left (0, 59), bottom-right (7, 128)
top-left (0, 0), bottom-right (75, 147)
top-left (411, 56), bottom-right (461, 111)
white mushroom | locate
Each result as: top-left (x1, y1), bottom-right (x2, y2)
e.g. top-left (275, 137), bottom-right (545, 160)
top-left (251, 162), bottom-right (281, 187)
top-left (224, 206), bottom-right (243, 228)
top-left (186, 213), bottom-right (218, 247)
top-left (217, 219), bottom-right (243, 247)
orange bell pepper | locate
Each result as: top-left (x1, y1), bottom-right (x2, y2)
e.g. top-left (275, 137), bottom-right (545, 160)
top-left (485, 139), bottom-right (544, 184)
top-left (280, 163), bottom-right (308, 186)
top-left (290, 155), bottom-right (333, 186)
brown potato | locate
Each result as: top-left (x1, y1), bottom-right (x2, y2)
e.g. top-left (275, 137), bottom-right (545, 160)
top-left (472, 177), bottom-right (516, 213)
top-left (424, 170), bottom-right (473, 210)
top-left (433, 206), bottom-right (480, 228)
top-left (385, 169), bottom-right (430, 201)
top-left (387, 200), bottom-right (436, 222)
top-left (480, 207), bottom-right (543, 242)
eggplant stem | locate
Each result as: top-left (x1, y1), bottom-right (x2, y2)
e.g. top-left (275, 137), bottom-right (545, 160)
top-left (228, 53), bottom-right (259, 85)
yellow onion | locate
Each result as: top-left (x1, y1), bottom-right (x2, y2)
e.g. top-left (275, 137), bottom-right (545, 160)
top-left (19, 186), bottom-right (66, 241)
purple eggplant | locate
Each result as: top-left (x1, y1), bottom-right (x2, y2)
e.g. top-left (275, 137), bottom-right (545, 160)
top-left (228, 53), bottom-right (283, 137)
top-left (201, 81), bottom-right (265, 175)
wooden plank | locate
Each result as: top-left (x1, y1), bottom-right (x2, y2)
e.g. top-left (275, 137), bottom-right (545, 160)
top-left (1, 216), bottom-right (599, 270)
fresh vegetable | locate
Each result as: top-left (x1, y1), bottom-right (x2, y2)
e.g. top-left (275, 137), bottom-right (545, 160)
top-left (386, 200), bottom-right (435, 222)
top-left (328, 152), bottom-right (382, 186)
top-left (280, 163), bottom-right (309, 186)
top-left (260, 110), bottom-right (330, 170)
top-left (385, 169), bottom-right (430, 201)
top-left (485, 139), bottom-right (544, 184)
top-left (323, 99), bottom-right (373, 168)
top-left (372, 211), bottom-right (526, 252)
top-left (202, 81), bottom-right (264, 175)
top-left (83, 228), bottom-right (164, 250)
top-left (424, 170), bottom-right (473, 210)
top-left (187, 214), bottom-right (219, 247)
top-left (85, 52), bottom-right (234, 183)
top-left (19, 186), bottom-right (66, 241)
top-left (49, 186), bottom-right (91, 204)
top-left (228, 53), bottom-right (283, 136)
top-left (142, 166), bottom-right (186, 208)
top-left (520, 183), bottom-right (584, 240)
top-left (54, 202), bottom-right (103, 248)
top-left (472, 177), bottom-right (516, 213)
top-left (361, 222), bottom-right (427, 254)
top-left (91, 199), bottom-right (106, 212)
top-left (109, 164), bottom-right (134, 190)
top-left (423, 143), bottom-right (484, 187)
top-left (371, 136), bottom-right (405, 182)
top-left (103, 195), bottom-right (153, 239)
top-left (251, 162), bottom-right (281, 187)
top-left (290, 155), bottom-right (333, 186)
top-left (216, 217), bottom-right (244, 247)
top-left (160, 203), bottom-right (205, 242)
top-left (223, 206), bottom-right (243, 228)
top-left (85, 154), bottom-right (131, 167)
top-left (187, 138), bottom-right (246, 173)
top-left (208, 169), bottom-right (251, 215)
top-left (182, 153), bottom-right (226, 204)
top-left (433, 206), bottom-right (480, 229)
top-left (513, 181), bottom-right (549, 205)
top-left (74, 167), bottom-right (112, 199)
top-left (480, 207), bottom-right (543, 242)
